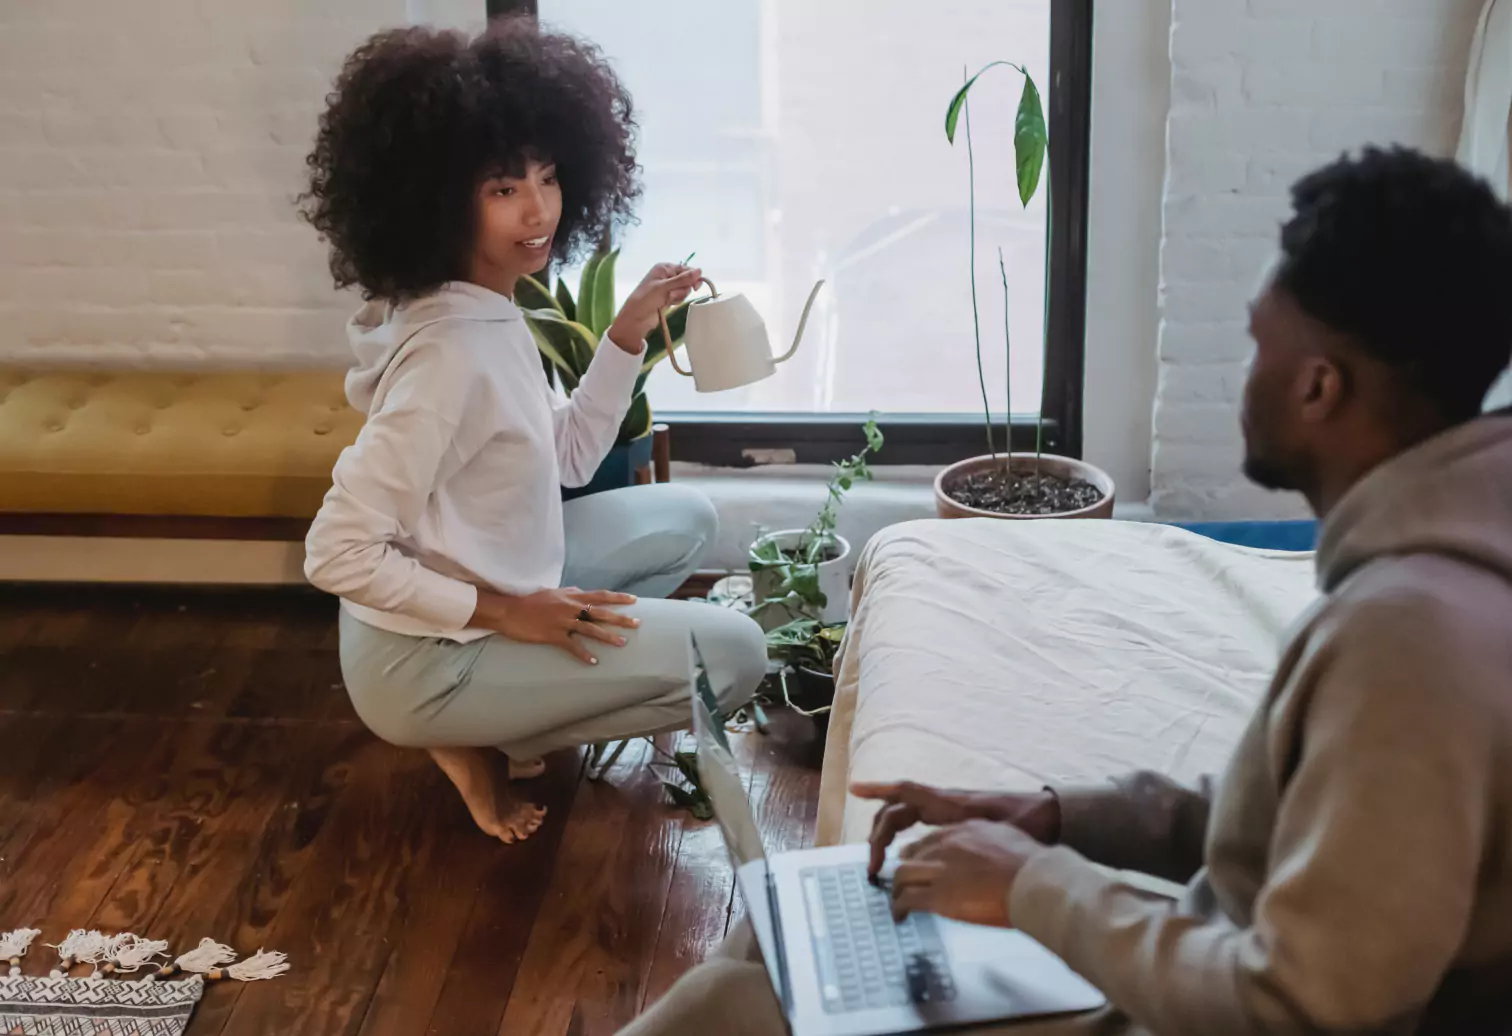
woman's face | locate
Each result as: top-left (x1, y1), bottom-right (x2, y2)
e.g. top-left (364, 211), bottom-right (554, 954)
top-left (470, 157), bottom-right (563, 293)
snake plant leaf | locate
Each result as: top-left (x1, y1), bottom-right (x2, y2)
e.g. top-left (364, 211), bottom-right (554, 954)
top-left (590, 248), bottom-right (620, 337)
top-left (577, 251), bottom-right (604, 334)
top-left (617, 391), bottom-right (653, 446)
top-left (641, 342), bottom-right (667, 376)
top-left (524, 308), bottom-right (600, 384)
top-left (642, 299), bottom-right (689, 374)
top-left (514, 274), bottom-right (559, 314)
top-left (523, 311), bottom-right (582, 391)
top-left (554, 276), bottom-right (577, 322)
top-left (1014, 72), bottom-right (1047, 207)
top-left (530, 308), bottom-right (599, 370)
top-left (944, 60), bottom-right (1021, 143)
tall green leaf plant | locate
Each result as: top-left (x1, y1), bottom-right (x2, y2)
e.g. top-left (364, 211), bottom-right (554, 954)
top-left (946, 61), bottom-right (1049, 472)
top-left (515, 246), bottom-right (691, 447)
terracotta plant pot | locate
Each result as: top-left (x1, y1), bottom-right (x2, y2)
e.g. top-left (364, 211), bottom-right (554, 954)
top-left (933, 452), bottom-right (1116, 520)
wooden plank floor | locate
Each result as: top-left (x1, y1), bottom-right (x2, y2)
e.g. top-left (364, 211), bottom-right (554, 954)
top-left (0, 585), bottom-right (823, 1036)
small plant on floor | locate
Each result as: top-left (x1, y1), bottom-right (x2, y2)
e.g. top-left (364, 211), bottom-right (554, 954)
top-left (944, 62), bottom-right (1105, 515)
top-left (743, 416), bottom-right (884, 719)
top-left (588, 738), bottom-right (716, 820)
top-left (748, 415), bottom-right (884, 620)
top-left (656, 748), bottom-right (715, 820)
top-left (762, 619), bottom-right (846, 718)
top-left (516, 243), bottom-right (691, 447)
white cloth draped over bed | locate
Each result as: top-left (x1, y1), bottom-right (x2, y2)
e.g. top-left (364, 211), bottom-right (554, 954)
top-left (817, 520), bottom-right (1319, 847)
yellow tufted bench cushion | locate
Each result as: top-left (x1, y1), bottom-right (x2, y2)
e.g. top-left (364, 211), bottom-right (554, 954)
top-left (0, 369), bottom-right (361, 520)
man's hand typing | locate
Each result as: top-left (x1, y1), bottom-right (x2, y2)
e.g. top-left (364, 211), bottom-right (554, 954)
top-left (889, 819), bottom-right (1046, 927)
top-left (853, 780), bottom-right (1061, 879)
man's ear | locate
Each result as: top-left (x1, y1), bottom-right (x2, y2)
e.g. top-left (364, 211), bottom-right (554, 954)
top-left (1298, 355), bottom-right (1348, 423)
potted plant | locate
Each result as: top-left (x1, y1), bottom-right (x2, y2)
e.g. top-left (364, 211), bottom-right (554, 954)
top-left (745, 417), bottom-right (883, 727)
top-left (934, 62), bottom-right (1115, 520)
top-left (762, 618), bottom-right (846, 727)
top-left (516, 246), bottom-right (690, 500)
top-left (748, 416), bottom-right (883, 628)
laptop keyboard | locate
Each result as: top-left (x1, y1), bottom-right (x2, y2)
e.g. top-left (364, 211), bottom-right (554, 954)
top-left (800, 863), bottom-right (957, 1014)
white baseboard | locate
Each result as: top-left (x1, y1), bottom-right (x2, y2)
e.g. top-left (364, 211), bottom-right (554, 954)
top-left (0, 536), bottom-right (308, 585)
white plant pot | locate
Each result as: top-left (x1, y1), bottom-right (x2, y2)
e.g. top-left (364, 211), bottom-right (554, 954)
top-left (749, 529), bottom-right (852, 629)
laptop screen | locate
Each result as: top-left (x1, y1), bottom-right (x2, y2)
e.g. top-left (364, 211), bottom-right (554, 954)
top-left (690, 634), bottom-right (767, 868)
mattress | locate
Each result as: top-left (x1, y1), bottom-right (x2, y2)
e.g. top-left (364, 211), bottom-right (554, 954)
top-left (818, 519), bottom-right (1319, 847)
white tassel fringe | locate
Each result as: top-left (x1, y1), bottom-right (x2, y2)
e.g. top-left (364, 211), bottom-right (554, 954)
top-left (226, 949), bottom-right (290, 982)
top-left (176, 938), bottom-right (239, 974)
top-left (36, 930), bottom-right (290, 984)
top-left (1, 928), bottom-right (42, 976)
top-left (47, 929), bottom-right (111, 977)
top-left (105, 934), bottom-right (170, 974)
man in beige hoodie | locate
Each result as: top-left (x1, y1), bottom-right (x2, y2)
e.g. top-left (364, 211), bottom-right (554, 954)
top-left (619, 148), bottom-right (1512, 1035)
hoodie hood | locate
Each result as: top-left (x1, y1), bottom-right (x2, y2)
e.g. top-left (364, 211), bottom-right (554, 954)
top-left (1317, 411), bottom-right (1512, 593)
top-left (344, 281), bottom-right (522, 415)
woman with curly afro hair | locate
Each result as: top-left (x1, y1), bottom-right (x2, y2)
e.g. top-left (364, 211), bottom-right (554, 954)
top-left (300, 20), bottom-right (765, 845)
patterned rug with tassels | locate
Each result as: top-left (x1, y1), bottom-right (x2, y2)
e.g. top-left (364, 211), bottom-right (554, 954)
top-left (0, 928), bottom-right (287, 1035)
top-left (0, 974), bottom-right (205, 1035)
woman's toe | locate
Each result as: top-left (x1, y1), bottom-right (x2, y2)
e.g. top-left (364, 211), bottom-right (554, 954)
top-left (508, 756), bottom-right (547, 780)
top-left (499, 803), bottom-right (548, 843)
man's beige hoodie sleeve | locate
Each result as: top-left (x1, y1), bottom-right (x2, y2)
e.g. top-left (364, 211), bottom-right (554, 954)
top-left (1051, 773), bottom-right (1214, 885)
top-left (1010, 592), bottom-right (1495, 1036)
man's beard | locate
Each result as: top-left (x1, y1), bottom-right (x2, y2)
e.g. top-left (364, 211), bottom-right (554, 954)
top-left (1242, 446), bottom-right (1300, 492)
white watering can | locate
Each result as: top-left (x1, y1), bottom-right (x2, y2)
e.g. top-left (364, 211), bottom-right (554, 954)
top-left (660, 278), bottom-right (826, 393)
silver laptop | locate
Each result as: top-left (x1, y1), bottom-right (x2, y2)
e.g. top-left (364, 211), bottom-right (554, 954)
top-left (688, 636), bottom-right (1105, 1036)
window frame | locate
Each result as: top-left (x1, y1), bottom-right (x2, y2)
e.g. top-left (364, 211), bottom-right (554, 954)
top-left (493, 0), bottom-right (1094, 467)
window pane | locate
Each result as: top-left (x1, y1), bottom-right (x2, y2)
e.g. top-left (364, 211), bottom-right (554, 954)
top-left (540, 0), bottom-right (1051, 416)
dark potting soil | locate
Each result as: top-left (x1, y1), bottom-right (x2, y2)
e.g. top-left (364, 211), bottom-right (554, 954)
top-left (772, 544), bottom-right (842, 565)
top-left (947, 466), bottom-right (1105, 516)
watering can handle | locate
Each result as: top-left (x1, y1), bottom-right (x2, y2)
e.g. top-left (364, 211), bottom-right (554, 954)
top-left (661, 277), bottom-right (718, 377)
top-left (774, 279), bottom-right (827, 364)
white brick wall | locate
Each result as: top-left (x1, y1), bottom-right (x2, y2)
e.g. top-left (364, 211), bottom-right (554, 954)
top-left (1151, 0), bottom-right (1484, 518)
top-left (0, 0), bottom-right (1492, 515)
top-left (0, 0), bottom-right (482, 369)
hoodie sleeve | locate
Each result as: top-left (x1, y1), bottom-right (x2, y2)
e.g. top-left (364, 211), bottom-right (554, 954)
top-left (1009, 593), bottom-right (1493, 1036)
top-left (304, 345), bottom-right (481, 631)
top-left (1049, 772), bottom-right (1214, 884)
top-left (550, 334), bottom-right (642, 488)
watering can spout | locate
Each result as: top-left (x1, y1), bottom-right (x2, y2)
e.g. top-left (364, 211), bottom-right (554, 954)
top-left (775, 279), bottom-right (826, 364)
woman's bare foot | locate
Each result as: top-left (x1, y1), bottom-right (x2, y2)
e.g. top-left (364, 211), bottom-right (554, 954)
top-left (507, 755), bottom-right (546, 781)
top-left (427, 747), bottom-right (548, 844)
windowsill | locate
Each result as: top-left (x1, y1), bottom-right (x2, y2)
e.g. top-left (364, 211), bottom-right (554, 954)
top-left (678, 462), bottom-right (1153, 571)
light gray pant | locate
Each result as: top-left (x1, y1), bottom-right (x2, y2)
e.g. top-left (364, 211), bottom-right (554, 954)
top-left (619, 921), bottom-right (1133, 1036)
top-left (338, 484), bottom-right (767, 759)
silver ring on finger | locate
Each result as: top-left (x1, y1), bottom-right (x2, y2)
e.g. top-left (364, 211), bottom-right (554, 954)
top-left (577, 607), bottom-right (593, 624)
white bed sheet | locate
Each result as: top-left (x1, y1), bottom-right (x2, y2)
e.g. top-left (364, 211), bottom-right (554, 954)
top-left (817, 519), bottom-right (1319, 847)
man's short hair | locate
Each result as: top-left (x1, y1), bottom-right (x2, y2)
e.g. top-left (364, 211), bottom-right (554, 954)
top-left (1277, 146), bottom-right (1512, 420)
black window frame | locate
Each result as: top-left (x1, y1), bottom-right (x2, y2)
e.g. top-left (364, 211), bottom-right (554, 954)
top-left (491, 0), bottom-right (1094, 467)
